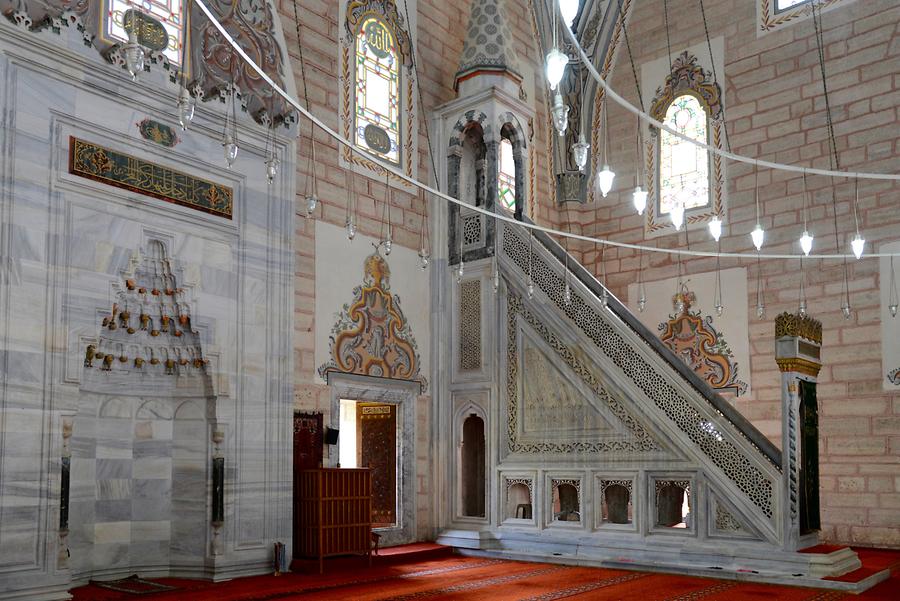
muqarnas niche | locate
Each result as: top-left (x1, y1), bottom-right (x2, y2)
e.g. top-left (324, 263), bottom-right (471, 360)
top-left (82, 239), bottom-right (210, 392)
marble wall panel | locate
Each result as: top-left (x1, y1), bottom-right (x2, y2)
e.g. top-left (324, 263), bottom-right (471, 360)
top-left (0, 14), bottom-right (295, 598)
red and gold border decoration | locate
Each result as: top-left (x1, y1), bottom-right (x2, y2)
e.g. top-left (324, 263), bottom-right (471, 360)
top-left (645, 51), bottom-right (725, 235)
top-left (341, 0), bottom-right (415, 184)
top-left (759, 0), bottom-right (849, 34)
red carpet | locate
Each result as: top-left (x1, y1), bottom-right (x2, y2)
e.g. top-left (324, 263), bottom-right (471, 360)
top-left (71, 544), bottom-right (900, 601)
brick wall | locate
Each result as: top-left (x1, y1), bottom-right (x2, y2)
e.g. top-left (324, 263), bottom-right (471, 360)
top-left (573, 0), bottom-right (900, 547)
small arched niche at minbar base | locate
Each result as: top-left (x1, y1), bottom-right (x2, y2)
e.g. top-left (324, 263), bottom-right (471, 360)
top-left (655, 480), bottom-right (692, 529)
top-left (551, 479), bottom-right (581, 523)
top-left (504, 479), bottom-right (533, 521)
top-left (459, 414), bottom-right (486, 518)
top-left (599, 479), bottom-right (634, 526)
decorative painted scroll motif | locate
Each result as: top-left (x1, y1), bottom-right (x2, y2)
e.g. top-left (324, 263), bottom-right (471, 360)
top-left (69, 137), bottom-right (233, 218)
top-left (506, 293), bottom-right (660, 455)
top-left (138, 118), bottom-right (180, 147)
top-left (887, 368), bottom-right (900, 386)
top-left (658, 286), bottom-right (747, 396)
top-left (645, 51), bottom-right (725, 234)
top-left (189, 0), bottom-right (291, 123)
top-left (318, 252), bottom-right (426, 390)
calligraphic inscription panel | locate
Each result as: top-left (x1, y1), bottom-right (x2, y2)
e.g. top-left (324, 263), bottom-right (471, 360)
top-left (68, 137), bottom-right (233, 219)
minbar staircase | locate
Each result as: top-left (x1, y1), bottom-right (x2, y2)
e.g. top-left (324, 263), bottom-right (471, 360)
top-left (437, 218), bottom-right (882, 592)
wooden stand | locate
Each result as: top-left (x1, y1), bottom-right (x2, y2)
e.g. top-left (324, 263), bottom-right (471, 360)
top-left (295, 468), bottom-right (372, 573)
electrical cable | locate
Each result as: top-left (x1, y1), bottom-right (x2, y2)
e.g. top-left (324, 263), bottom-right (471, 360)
top-left (559, 13), bottom-right (898, 181)
top-left (191, 0), bottom-right (900, 260)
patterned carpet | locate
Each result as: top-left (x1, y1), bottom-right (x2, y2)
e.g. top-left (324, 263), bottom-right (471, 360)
top-left (71, 546), bottom-right (900, 601)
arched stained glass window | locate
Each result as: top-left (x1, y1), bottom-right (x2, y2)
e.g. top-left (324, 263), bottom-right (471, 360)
top-left (355, 16), bottom-right (401, 164)
top-left (659, 94), bottom-right (710, 215)
top-left (498, 138), bottom-right (516, 212)
top-left (105, 0), bottom-right (186, 66)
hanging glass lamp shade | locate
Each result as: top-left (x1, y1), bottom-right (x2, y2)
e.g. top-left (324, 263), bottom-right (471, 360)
top-left (551, 92), bottom-right (569, 136)
top-left (177, 86), bottom-right (195, 130)
top-left (345, 218), bottom-right (356, 240)
top-left (265, 157), bottom-right (280, 184)
top-left (799, 230), bottom-right (813, 256)
top-left (596, 165), bottom-right (615, 198)
top-left (572, 133), bottom-right (590, 170)
top-left (670, 202), bottom-right (685, 231)
top-left (632, 186), bottom-right (648, 215)
top-left (222, 133), bottom-right (238, 167)
top-left (418, 248), bottom-right (430, 270)
top-left (123, 30), bottom-right (145, 81)
top-left (545, 48), bottom-right (568, 90)
top-left (708, 216), bottom-right (722, 242)
top-left (851, 233), bottom-right (865, 260)
top-left (305, 194), bottom-right (318, 216)
top-left (841, 302), bottom-right (852, 319)
top-left (751, 223), bottom-right (765, 251)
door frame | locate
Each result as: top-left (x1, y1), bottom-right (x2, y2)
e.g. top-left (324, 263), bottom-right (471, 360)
top-left (327, 373), bottom-right (419, 546)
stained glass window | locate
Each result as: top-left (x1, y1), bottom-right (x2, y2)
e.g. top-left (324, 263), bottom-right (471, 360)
top-left (105, 0), bottom-right (186, 67)
top-left (775, 0), bottom-right (809, 11)
top-left (498, 138), bottom-right (516, 212)
top-left (355, 16), bottom-right (401, 164)
top-left (659, 94), bottom-right (709, 215)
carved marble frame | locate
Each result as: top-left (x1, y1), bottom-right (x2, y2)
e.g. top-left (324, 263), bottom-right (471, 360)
top-left (327, 372), bottom-right (419, 547)
top-left (499, 471), bottom-right (538, 528)
top-left (451, 391), bottom-right (491, 525)
top-left (647, 472), bottom-right (699, 537)
top-left (593, 472), bottom-right (639, 532)
top-left (544, 472), bottom-right (585, 529)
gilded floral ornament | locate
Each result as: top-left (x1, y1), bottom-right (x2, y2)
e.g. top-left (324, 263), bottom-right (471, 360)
top-left (774, 312), bottom-right (822, 344)
top-left (318, 252), bottom-right (426, 390)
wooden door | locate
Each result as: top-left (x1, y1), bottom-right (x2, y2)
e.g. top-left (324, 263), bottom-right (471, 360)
top-left (357, 402), bottom-right (396, 527)
top-left (293, 412), bottom-right (323, 557)
top-left (799, 380), bottom-right (820, 534)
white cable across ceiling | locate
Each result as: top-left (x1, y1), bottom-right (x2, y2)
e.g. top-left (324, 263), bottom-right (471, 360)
top-left (561, 7), bottom-right (899, 182)
top-left (192, 0), bottom-right (900, 260)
